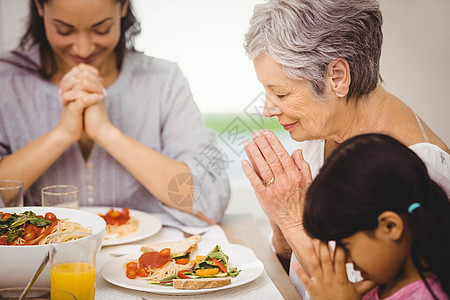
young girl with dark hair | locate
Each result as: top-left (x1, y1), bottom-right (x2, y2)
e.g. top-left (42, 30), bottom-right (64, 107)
top-left (0, 0), bottom-right (230, 225)
top-left (296, 134), bottom-right (449, 300)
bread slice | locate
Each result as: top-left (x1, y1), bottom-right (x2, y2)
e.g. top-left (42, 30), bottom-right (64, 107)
top-left (173, 277), bottom-right (232, 290)
top-left (140, 235), bottom-right (201, 258)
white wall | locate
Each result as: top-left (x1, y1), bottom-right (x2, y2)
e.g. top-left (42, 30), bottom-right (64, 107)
top-left (379, 0), bottom-right (450, 147)
top-left (0, 0), bottom-right (449, 220)
top-left (0, 0), bottom-right (27, 52)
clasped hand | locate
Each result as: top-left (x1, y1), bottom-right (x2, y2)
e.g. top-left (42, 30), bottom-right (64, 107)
top-left (294, 241), bottom-right (377, 300)
top-left (241, 129), bottom-right (313, 232)
top-left (57, 63), bottom-right (112, 143)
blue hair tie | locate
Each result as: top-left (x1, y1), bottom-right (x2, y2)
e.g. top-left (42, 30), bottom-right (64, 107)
top-left (408, 202), bottom-right (421, 213)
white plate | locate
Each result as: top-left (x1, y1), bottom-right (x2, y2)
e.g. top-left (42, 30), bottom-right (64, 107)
top-left (80, 206), bottom-right (162, 246)
top-left (101, 242), bottom-right (264, 295)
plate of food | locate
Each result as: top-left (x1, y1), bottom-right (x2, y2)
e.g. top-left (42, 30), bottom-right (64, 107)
top-left (101, 235), bottom-right (264, 295)
top-left (80, 206), bottom-right (162, 246)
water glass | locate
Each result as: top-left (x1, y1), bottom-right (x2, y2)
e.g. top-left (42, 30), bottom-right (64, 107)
top-left (49, 232), bottom-right (95, 300)
top-left (41, 185), bottom-right (79, 209)
top-left (0, 179), bottom-right (24, 207)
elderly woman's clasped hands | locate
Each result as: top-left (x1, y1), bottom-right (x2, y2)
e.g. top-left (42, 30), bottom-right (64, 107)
top-left (58, 64), bottom-right (111, 144)
top-left (241, 129), bottom-right (312, 232)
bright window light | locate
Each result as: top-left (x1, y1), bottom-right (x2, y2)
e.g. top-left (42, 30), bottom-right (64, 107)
top-left (133, 0), bottom-right (265, 114)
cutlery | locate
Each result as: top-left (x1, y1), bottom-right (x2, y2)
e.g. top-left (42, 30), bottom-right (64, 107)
top-left (162, 225), bottom-right (208, 238)
top-left (19, 250), bottom-right (51, 300)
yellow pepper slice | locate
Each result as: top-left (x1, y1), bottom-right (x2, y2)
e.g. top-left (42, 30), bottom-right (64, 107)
top-left (195, 268), bottom-right (220, 276)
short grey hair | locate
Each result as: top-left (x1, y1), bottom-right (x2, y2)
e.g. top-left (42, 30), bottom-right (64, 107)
top-left (244, 0), bottom-right (383, 101)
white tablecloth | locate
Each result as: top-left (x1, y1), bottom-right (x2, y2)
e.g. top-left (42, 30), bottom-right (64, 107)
top-left (95, 213), bottom-right (283, 299)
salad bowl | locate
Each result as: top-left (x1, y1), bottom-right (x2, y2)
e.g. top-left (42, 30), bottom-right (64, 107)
top-left (0, 206), bottom-right (106, 288)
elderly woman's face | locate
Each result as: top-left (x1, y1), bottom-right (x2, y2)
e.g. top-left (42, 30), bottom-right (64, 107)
top-left (253, 55), bottom-right (336, 141)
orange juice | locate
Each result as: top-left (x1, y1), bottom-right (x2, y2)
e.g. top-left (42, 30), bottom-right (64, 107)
top-left (51, 262), bottom-right (95, 300)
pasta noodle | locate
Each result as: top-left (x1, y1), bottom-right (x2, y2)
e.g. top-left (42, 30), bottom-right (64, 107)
top-left (105, 217), bottom-right (139, 239)
top-left (38, 219), bottom-right (92, 245)
top-left (144, 261), bottom-right (191, 281)
top-left (10, 219), bottom-right (91, 245)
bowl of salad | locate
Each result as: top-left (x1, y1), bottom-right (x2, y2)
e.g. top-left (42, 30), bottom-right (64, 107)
top-left (0, 206), bottom-right (106, 288)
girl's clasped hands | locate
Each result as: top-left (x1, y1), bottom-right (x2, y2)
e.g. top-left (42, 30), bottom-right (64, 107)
top-left (294, 241), bottom-right (377, 300)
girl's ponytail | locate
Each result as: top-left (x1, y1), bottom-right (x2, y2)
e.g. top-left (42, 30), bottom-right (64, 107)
top-left (410, 181), bottom-right (450, 298)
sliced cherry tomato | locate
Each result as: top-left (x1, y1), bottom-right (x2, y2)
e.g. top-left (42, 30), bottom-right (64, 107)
top-left (121, 208), bottom-right (130, 217)
top-left (44, 212), bottom-right (57, 222)
top-left (107, 210), bottom-right (121, 218)
top-left (125, 261), bottom-right (138, 279)
top-left (196, 268), bottom-right (220, 276)
top-left (159, 248), bottom-right (171, 257)
top-left (1, 213), bottom-right (11, 220)
top-left (211, 258), bottom-right (227, 273)
top-left (41, 220), bottom-right (58, 237)
top-left (126, 268), bottom-right (137, 279)
top-left (126, 262), bottom-right (138, 270)
top-left (177, 271), bottom-right (192, 279)
top-left (23, 231), bottom-right (36, 241)
top-left (0, 236), bottom-right (8, 245)
top-left (176, 258), bottom-right (189, 265)
top-left (23, 223), bottom-right (39, 241)
top-left (137, 267), bottom-right (148, 277)
top-left (102, 208), bottom-right (130, 225)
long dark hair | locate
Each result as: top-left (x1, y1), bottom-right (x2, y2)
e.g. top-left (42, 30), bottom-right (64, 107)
top-left (303, 134), bottom-right (450, 299)
top-left (0, 0), bottom-right (141, 79)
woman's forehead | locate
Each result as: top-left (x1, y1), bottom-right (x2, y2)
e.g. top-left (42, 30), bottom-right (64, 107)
top-left (43, 0), bottom-right (121, 23)
top-left (253, 54), bottom-right (298, 88)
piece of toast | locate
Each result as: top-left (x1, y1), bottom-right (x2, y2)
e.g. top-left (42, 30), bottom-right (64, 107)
top-left (172, 277), bottom-right (232, 290)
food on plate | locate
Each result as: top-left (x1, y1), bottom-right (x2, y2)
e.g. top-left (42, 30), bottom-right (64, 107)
top-left (172, 277), bottom-right (232, 289)
top-left (125, 236), bottom-right (240, 290)
top-left (140, 235), bottom-right (201, 258)
top-left (0, 210), bottom-right (91, 245)
top-left (99, 208), bottom-right (139, 239)
top-left (124, 235), bottom-right (202, 281)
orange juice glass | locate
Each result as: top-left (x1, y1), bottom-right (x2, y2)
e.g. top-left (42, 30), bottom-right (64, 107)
top-left (51, 262), bottom-right (95, 299)
top-left (49, 232), bottom-right (96, 300)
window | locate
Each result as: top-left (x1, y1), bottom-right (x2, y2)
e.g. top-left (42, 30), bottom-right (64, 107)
top-left (133, 1), bottom-right (301, 180)
top-left (133, 0), bottom-right (264, 114)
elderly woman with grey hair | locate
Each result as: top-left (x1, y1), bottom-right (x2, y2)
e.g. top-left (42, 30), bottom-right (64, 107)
top-left (240, 0), bottom-right (450, 298)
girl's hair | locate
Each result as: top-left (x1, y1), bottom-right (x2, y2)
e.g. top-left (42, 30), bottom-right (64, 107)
top-left (303, 133), bottom-right (450, 298)
top-left (1, 0), bottom-right (141, 79)
top-left (244, 0), bottom-right (383, 102)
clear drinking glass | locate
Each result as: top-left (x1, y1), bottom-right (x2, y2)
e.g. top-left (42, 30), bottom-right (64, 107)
top-left (0, 179), bottom-right (24, 207)
top-left (41, 185), bottom-right (79, 209)
top-left (49, 232), bottom-right (95, 300)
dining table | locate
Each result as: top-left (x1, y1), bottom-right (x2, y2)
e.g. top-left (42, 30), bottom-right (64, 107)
top-left (95, 212), bottom-right (302, 300)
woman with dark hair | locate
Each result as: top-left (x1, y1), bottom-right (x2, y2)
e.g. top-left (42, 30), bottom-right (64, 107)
top-left (240, 0), bottom-right (449, 297)
top-left (0, 0), bottom-right (230, 225)
top-left (296, 134), bottom-right (450, 299)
